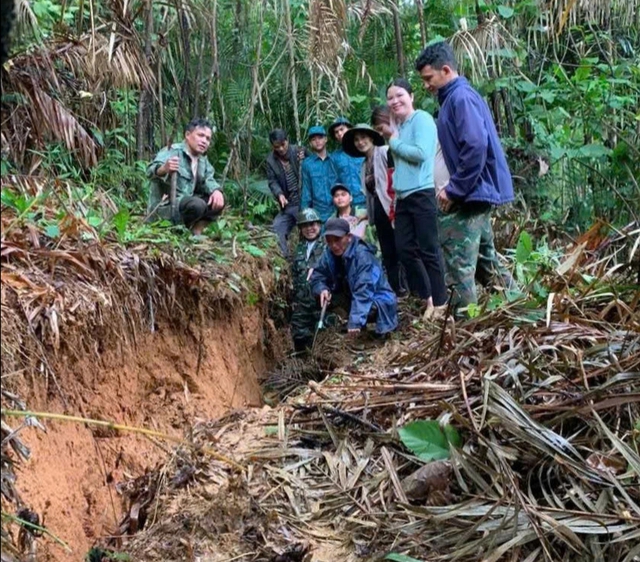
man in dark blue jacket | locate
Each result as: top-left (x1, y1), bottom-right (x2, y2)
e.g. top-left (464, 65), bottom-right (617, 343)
top-left (311, 218), bottom-right (398, 336)
top-left (415, 41), bottom-right (515, 311)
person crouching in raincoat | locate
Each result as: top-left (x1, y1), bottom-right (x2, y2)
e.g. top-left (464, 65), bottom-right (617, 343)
top-left (310, 218), bottom-right (398, 338)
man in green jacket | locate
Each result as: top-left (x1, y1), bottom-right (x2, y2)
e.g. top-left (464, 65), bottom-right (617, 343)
top-left (290, 208), bottom-right (325, 351)
top-left (146, 118), bottom-right (225, 235)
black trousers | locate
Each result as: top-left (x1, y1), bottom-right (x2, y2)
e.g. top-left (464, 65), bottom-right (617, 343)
top-left (394, 190), bottom-right (447, 305)
top-left (373, 196), bottom-right (401, 294)
top-left (179, 195), bottom-right (222, 228)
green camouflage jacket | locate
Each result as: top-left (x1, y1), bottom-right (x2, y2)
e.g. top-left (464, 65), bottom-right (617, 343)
top-left (146, 141), bottom-right (221, 220)
top-left (292, 237), bottom-right (326, 303)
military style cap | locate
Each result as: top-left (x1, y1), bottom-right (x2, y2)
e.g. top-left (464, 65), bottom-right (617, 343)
top-left (307, 125), bottom-right (327, 138)
top-left (328, 116), bottom-right (353, 137)
top-left (296, 208), bottom-right (321, 226)
top-left (330, 183), bottom-right (350, 196)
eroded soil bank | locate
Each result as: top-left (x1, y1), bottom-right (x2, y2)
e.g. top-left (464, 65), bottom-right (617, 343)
top-left (0, 232), bottom-right (289, 561)
top-left (15, 305), bottom-right (274, 560)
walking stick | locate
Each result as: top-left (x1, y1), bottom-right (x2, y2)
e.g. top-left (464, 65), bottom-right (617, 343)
top-left (169, 171), bottom-right (180, 224)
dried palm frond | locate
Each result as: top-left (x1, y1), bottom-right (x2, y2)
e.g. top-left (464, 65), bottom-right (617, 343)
top-left (2, 27), bottom-right (154, 168)
top-left (307, 0), bottom-right (350, 117)
top-left (15, 80), bottom-right (99, 167)
top-left (308, 0), bottom-right (347, 67)
top-left (349, 0), bottom-right (392, 43)
top-left (59, 32), bottom-right (156, 91)
top-left (450, 16), bottom-right (520, 82)
top-left (12, 0), bottom-right (38, 37)
top-left (548, 0), bottom-right (639, 36)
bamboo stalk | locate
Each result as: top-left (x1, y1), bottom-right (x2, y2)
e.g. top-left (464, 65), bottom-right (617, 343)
top-left (1, 409), bottom-right (244, 471)
top-left (242, 0), bottom-right (265, 215)
top-left (283, 0), bottom-right (301, 144)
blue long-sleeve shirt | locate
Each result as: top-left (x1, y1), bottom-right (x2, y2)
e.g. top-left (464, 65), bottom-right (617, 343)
top-left (436, 76), bottom-right (514, 206)
top-left (388, 110), bottom-right (438, 200)
top-left (310, 237), bottom-right (398, 334)
top-left (332, 148), bottom-right (366, 207)
top-left (301, 153), bottom-right (340, 222)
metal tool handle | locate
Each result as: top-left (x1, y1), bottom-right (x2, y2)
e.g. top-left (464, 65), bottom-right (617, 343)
top-left (318, 299), bottom-right (328, 329)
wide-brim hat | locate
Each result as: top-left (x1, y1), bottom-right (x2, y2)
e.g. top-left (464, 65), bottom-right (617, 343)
top-left (341, 123), bottom-right (385, 157)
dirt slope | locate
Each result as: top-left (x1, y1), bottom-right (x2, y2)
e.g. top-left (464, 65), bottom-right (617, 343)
top-left (16, 307), bottom-right (272, 560)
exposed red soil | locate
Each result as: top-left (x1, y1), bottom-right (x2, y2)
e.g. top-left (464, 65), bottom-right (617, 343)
top-left (13, 305), bottom-right (272, 561)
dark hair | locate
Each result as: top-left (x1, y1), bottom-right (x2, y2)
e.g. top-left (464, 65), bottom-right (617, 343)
top-left (269, 128), bottom-right (288, 144)
top-left (386, 78), bottom-right (413, 95)
top-left (185, 118), bottom-right (213, 134)
top-left (415, 41), bottom-right (458, 72)
top-left (371, 105), bottom-right (391, 127)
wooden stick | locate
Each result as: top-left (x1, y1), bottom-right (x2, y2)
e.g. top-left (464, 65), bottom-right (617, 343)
top-left (1, 409), bottom-right (244, 471)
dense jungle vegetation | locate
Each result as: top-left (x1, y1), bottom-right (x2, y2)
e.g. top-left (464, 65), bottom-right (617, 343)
top-left (0, 0), bottom-right (638, 233)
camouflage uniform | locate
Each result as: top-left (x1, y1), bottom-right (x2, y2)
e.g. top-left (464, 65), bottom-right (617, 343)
top-left (289, 209), bottom-right (325, 348)
top-left (290, 236), bottom-right (326, 347)
top-left (439, 204), bottom-right (515, 309)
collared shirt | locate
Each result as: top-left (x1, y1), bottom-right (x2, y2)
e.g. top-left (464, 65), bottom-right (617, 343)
top-left (332, 148), bottom-right (366, 207)
top-left (300, 152), bottom-right (340, 222)
top-left (305, 239), bottom-right (318, 261)
top-left (146, 141), bottom-right (220, 219)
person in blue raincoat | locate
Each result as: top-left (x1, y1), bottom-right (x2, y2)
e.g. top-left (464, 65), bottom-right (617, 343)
top-left (311, 218), bottom-right (398, 336)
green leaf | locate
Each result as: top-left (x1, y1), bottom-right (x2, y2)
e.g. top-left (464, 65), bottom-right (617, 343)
top-left (398, 420), bottom-right (458, 462)
top-left (112, 209), bottom-right (130, 239)
top-left (497, 5), bottom-right (514, 18)
top-left (515, 231), bottom-right (533, 264)
top-left (244, 244), bottom-right (266, 257)
top-left (467, 302), bottom-right (481, 318)
top-left (44, 224), bottom-right (60, 238)
top-left (515, 80), bottom-right (536, 93)
top-left (385, 553), bottom-right (424, 562)
top-left (443, 424), bottom-right (462, 448)
top-left (579, 143), bottom-right (612, 159)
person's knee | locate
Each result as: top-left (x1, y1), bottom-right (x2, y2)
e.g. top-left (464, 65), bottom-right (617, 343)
top-left (397, 244), bottom-right (415, 263)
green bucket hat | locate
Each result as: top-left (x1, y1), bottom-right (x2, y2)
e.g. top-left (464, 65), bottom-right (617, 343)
top-left (341, 123), bottom-right (385, 157)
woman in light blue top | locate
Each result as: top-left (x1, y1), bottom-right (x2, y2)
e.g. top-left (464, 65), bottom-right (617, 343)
top-left (379, 78), bottom-right (447, 310)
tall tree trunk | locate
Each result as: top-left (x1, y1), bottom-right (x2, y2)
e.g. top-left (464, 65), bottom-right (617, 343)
top-left (192, 33), bottom-right (206, 117)
top-left (283, 0), bottom-right (301, 144)
top-left (177, 0), bottom-right (192, 119)
top-left (392, 0), bottom-right (405, 76)
top-left (136, 0), bottom-right (153, 160)
top-left (204, 0), bottom-right (225, 130)
top-left (243, 2), bottom-right (264, 215)
top-left (500, 89), bottom-right (516, 138)
top-left (415, 0), bottom-right (427, 47)
top-left (158, 52), bottom-right (166, 147)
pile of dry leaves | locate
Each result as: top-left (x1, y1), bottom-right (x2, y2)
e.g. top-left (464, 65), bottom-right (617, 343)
top-left (116, 223), bottom-right (639, 561)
